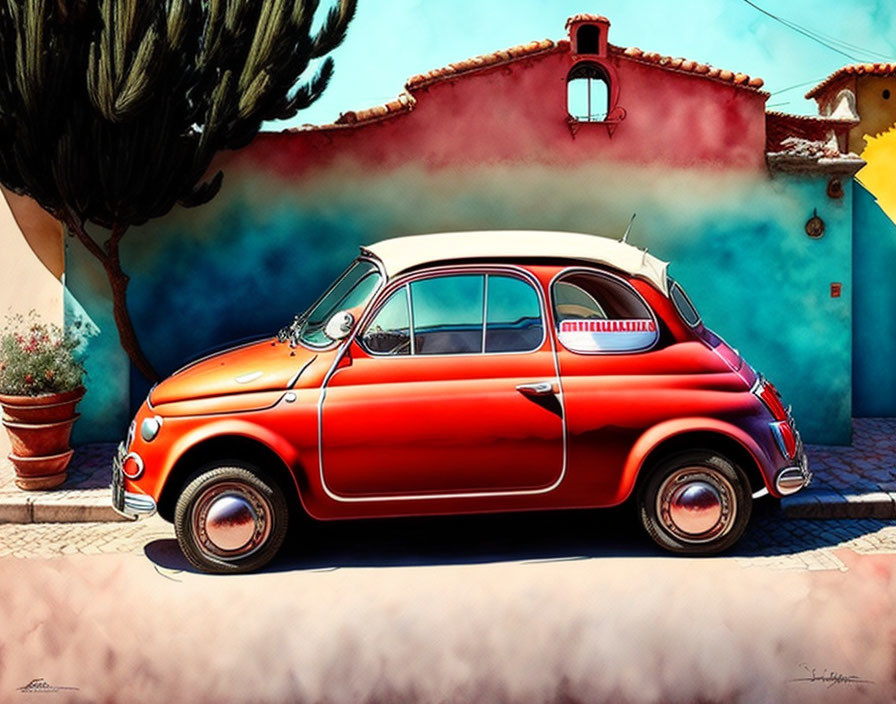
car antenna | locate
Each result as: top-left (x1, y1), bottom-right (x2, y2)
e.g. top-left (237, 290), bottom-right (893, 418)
top-left (621, 213), bottom-right (636, 244)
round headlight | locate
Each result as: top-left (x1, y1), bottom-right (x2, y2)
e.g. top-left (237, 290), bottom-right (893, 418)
top-left (140, 416), bottom-right (163, 442)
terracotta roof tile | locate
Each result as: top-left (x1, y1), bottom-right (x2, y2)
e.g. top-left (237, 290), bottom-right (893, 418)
top-left (766, 111), bottom-right (857, 152)
top-left (333, 91), bottom-right (417, 126)
top-left (565, 13), bottom-right (609, 27)
top-left (291, 24), bottom-right (765, 133)
top-left (614, 44), bottom-right (764, 89)
top-left (405, 38), bottom-right (559, 90)
top-left (806, 63), bottom-right (896, 99)
top-left (766, 112), bottom-right (865, 174)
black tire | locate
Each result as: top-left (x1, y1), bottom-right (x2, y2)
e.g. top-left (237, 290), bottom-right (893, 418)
top-left (638, 450), bottom-right (752, 555)
top-left (174, 464), bottom-right (289, 574)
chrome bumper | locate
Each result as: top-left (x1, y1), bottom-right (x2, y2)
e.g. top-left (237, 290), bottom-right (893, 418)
top-left (112, 442), bottom-right (157, 519)
top-left (772, 409), bottom-right (812, 496)
top-left (775, 444), bottom-right (812, 496)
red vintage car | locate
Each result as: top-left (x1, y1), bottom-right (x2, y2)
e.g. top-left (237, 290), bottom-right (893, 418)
top-left (113, 231), bottom-right (810, 573)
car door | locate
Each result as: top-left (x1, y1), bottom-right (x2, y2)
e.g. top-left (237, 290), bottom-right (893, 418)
top-left (319, 268), bottom-right (565, 498)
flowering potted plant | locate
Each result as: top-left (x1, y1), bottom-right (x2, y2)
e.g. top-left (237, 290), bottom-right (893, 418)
top-left (0, 312), bottom-right (86, 490)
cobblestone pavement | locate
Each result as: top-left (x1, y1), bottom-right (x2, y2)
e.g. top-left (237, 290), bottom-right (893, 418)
top-left (782, 418), bottom-right (896, 518)
top-left (0, 515), bottom-right (173, 559)
top-left (806, 418), bottom-right (896, 493)
top-left (0, 442), bottom-right (117, 493)
top-left (1, 509), bottom-right (895, 573)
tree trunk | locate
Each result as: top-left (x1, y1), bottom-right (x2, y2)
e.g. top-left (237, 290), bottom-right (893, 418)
top-left (67, 219), bottom-right (160, 383)
top-left (102, 256), bottom-right (160, 383)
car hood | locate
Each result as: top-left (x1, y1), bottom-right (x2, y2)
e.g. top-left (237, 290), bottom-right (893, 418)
top-left (150, 339), bottom-right (315, 406)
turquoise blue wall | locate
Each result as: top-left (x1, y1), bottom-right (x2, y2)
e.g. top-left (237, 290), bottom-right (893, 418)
top-left (853, 181), bottom-right (896, 417)
top-left (65, 162), bottom-right (852, 444)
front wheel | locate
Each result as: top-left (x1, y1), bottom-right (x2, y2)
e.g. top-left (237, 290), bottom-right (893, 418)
top-left (638, 450), bottom-right (751, 555)
top-left (174, 464), bottom-right (289, 573)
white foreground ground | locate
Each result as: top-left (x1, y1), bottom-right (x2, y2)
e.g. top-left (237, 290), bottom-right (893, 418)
top-left (0, 511), bottom-right (894, 704)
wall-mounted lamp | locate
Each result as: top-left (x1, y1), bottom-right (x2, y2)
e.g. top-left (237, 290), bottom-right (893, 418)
top-left (805, 209), bottom-right (825, 239)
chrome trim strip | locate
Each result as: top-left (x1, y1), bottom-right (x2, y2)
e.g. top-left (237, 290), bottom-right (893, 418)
top-left (407, 284), bottom-right (416, 355)
top-left (316, 263), bottom-right (567, 503)
top-left (126, 421), bottom-right (136, 451)
top-left (287, 355), bottom-right (317, 388)
top-left (481, 274), bottom-right (489, 354)
top-left (770, 421), bottom-right (791, 460)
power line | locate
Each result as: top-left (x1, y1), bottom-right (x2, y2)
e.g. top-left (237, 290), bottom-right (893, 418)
top-left (769, 77), bottom-right (828, 95)
top-left (805, 28), bottom-right (894, 61)
top-left (740, 0), bottom-right (895, 62)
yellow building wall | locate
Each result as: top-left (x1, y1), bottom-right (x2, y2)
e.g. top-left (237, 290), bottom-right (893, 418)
top-left (850, 76), bottom-right (896, 154)
top-left (856, 125), bottom-right (896, 223)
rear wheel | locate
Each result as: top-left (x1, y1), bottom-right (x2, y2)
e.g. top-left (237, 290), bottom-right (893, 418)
top-left (638, 450), bottom-right (751, 554)
top-left (174, 464), bottom-right (289, 573)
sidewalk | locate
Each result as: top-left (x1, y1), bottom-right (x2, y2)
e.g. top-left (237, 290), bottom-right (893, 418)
top-left (0, 420), bottom-right (895, 524)
top-left (0, 443), bottom-right (128, 523)
top-left (781, 418), bottom-right (896, 519)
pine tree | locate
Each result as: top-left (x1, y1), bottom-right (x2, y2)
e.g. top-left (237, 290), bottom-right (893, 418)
top-left (0, 0), bottom-right (356, 381)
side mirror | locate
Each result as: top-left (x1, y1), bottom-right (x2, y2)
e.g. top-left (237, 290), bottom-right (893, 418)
top-left (324, 310), bottom-right (355, 341)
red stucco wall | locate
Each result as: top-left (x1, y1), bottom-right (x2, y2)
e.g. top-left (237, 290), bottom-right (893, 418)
top-left (239, 48), bottom-right (768, 176)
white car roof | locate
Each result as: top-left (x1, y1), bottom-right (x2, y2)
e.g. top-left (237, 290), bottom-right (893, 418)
top-left (363, 231), bottom-right (669, 294)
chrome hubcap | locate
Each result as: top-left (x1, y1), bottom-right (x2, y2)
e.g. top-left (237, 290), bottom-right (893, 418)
top-left (657, 468), bottom-right (736, 543)
top-left (205, 495), bottom-right (258, 551)
top-left (192, 482), bottom-right (272, 560)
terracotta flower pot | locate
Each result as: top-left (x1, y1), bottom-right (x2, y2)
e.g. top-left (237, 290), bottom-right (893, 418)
top-left (0, 387), bottom-right (84, 491)
top-left (2, 415), bottom-right (80, 457)
top-left (8, 450), bottom-right (74, 490)
top-left (0, 387), bottom-right (85, 423)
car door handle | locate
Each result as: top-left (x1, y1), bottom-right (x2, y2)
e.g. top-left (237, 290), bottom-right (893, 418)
top-left (516, 381), bottom-right (556, 397)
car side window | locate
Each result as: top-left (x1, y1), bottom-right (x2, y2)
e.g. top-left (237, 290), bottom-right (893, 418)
top-left (552, 271), bottom-right (658, 353)
top-left (411, 275), bottom-right (484, 354)
top-left (362, 272), bottom-right (544, 356)
top-left (485, 275), bottom-right (544, 352)
top-left (361, 287), bottom-right (412, 355)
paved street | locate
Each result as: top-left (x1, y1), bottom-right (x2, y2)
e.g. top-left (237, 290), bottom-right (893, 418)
top-left (2, 501), bottom-right (896, 571)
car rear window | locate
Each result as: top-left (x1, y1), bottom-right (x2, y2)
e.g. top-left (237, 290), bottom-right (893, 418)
top-left (552, 270), bottom-right (659, 353)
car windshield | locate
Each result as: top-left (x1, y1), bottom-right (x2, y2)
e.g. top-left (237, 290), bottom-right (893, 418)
top-left (279, 259), bottom-right (382, 348)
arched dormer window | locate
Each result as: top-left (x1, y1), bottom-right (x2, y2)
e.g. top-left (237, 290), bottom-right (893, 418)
top-left (567, 63), bottom-right (609, 122)
top-left (576, 25), bottom-right (600, 55)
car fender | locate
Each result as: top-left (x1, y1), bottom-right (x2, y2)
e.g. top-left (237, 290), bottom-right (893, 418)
top-left (154, 417), bottom-right (305, 500)
top-left (617, 417), bottom-right (771, 503)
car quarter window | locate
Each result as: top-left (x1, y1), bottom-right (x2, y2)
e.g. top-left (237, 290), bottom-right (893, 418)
top-left (552, 270), bottom-right (659, 353)
top-left (360, 272), bottom-right (544, 356)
